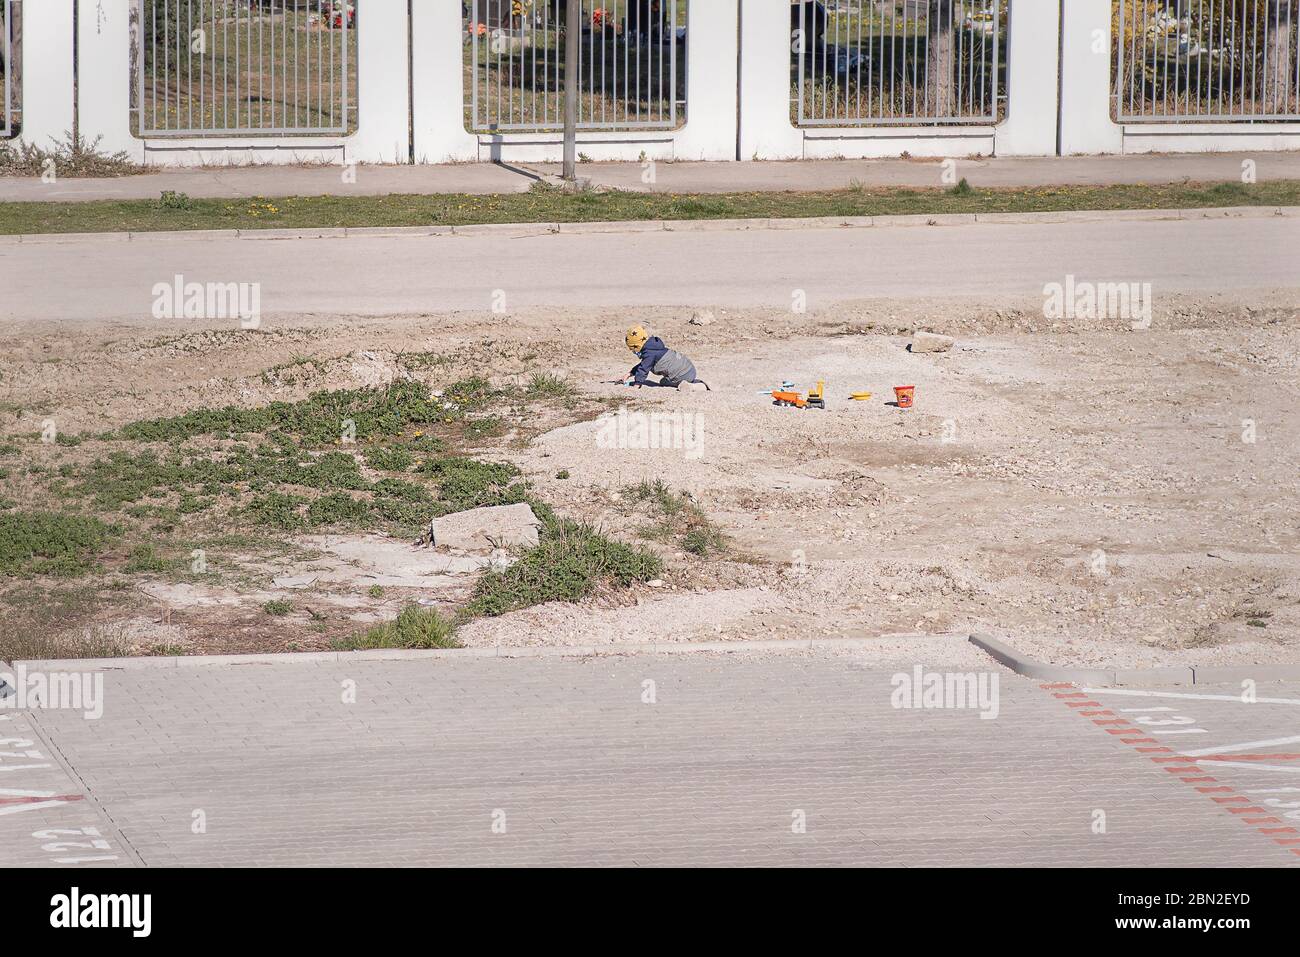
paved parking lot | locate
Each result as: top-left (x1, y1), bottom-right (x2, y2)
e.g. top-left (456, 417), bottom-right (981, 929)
top-left (3, 651), bottom-right (1298, 867)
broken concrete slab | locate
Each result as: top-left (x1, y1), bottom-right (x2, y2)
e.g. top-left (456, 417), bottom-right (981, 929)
top-left (909, 331), bottom-right (955, 353)
top-left (432, 503), bottom-right (542, 552)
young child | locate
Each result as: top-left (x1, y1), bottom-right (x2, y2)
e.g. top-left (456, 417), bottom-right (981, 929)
top-left (624, 325), bottom-right (710, 392)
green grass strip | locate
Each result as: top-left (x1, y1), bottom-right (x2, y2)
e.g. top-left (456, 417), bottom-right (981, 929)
top-left (1, 180), bottom-right (1293, 236)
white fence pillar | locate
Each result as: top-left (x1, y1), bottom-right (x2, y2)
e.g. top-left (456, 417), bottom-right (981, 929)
top-left (77, 0), bottom-right (144, 162)
top-left (994, 0), bottom-right (1060, 156)
top-left (411, 0), bottom-right (477, 163)
top-left (348, 0), bottom-right (411, 164)
top-left (1059, 0), bottom-right (1122, 155)
top-left (674, 0), bottom-right (738, 160)
top-left (738, 0), bottom-right (801, 160)
top-left (14, 0), bottom-right (77, 148)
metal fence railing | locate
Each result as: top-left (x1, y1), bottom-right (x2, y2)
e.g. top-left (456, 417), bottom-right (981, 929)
top-left (792, 0), bottom-right (1007, 127)
top-left (133, 0), bottom-right (358, 137)
top-left (1115, 0), bottom-right (1300, 121)
top-left (1, 0), bottom-right (16, 138)
top-left (464, 0), bottom-right (687, 132)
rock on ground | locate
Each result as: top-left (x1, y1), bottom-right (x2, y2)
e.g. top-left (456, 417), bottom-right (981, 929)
top-left (909, 331), bottom-right (955, 353)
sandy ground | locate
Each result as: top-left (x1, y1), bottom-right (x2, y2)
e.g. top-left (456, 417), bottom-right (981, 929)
top-left (2, 293), bottom-right (1297, 668)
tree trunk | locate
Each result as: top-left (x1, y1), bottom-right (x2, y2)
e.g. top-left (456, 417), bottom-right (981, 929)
top-left (926, 0), bottom-right (955, 118)
top-left (1265, 0), bottom-right (1296, 115)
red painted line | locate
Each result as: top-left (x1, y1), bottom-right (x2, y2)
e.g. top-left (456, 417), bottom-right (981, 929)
top-left (1227, 807), bottom-right (1267, 815)
top-left (1197, 786), bottom-right (1234, 793)
top-left (1275, 838), bottom-right (1300, 846)
top-left (1245, 818), bottom-right (1281, 825)
top-left (1181, 776), bottom-right (1218, 783)
top-left (1081, 710), bottom-right (1115, 717)
top-left (0, 795), bottom-right (84, 806)
top-left (1259, 827), bottom-right (1298, 835)
top-left (1291, 849), bottom-right (1300, 858)
top-left (1212, 796), bottom-right (1249, 804)
top-left (1152, 755), bottom-right (1195, 763)
top-left (1054, 692), bottom-right (1088, 699)
top-left (1165, 766), bottom-right (1203, 774)
top-left (1093, 719), bottom-right (1129, 726)
top-left (1066, 701), bottom-right (1102, 708)
top-left (1041, 683), bottom-right (1075, 690)
top-left (1106, 728), bottom-right (1138, 735)
top-left (1137, 747), bottom-right (1173, 754)
top-left (1122, 738), bottom-right (1158, 745)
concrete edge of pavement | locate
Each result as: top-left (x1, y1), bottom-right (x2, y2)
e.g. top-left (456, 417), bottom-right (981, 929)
top-left (969, 633), bottom-right (1300, 688)
top-left (0, 205), bottom-right (1291, 247)
top-left (11, 633), bottom-right (1300, 687)
top-left (8, 634), bottom-right (954, 672)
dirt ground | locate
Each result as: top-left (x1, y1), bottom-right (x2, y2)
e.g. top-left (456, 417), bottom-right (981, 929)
top-left (2, 290), bottom-right (1298, 668)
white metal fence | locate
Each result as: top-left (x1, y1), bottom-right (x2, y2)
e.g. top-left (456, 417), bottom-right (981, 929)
top-left (464, 0), bottom-right (686, 132)
top-left (133, 0), bottom-right (357, 136)
top-left (792, 0), bottom-right (1006, 126)
top-left (1, 0), bottom-right (15, 137)
top-left (1115, 0), bottom-right (1300, 121)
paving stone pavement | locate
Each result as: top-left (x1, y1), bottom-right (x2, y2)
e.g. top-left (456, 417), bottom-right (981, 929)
top-left (4, 652), bottom-right (1299, 867)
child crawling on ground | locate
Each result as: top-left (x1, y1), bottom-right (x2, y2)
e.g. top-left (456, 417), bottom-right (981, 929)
top-left (624, 325), bottom-right (710, 392)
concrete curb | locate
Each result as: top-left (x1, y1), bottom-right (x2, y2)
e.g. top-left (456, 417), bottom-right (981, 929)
top-left (2, 205), bottom-right (1290, 246)
top-left (14, 633), bottom-right (960, 672)
top-left (16, 634), bottom-right (1300, 684)
top-left (970, 634), bottom-right (1300, 688)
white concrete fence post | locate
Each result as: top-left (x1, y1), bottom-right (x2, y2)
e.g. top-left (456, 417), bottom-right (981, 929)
top-left (348, 0), bottom-right (411, 165)
top-left (412, 0), bottom-right (483, 163)
top-left (738, 0), bottom-right (801, 160)
top-left (14, 0), bottom-right (77, 150)
top-left (1059, 0), bottom-right (1123, 155)
top-left (77, 0), bottom-right (144, 162)
top-left (996, 0), bottom-right (1061, 156)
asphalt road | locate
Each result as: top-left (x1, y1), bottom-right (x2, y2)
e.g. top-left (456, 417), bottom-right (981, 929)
top-left (2, 213), bottom-right (1295, 325)
top-left (5, 653), bottom-right (1299, 867)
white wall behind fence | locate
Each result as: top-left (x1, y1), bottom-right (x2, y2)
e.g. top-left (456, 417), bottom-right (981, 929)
top-left (9, 0), bottom-right (1300, 165)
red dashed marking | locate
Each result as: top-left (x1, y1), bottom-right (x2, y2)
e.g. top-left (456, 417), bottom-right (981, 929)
top-left (1044, 683), bottom-right (1294, 859)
